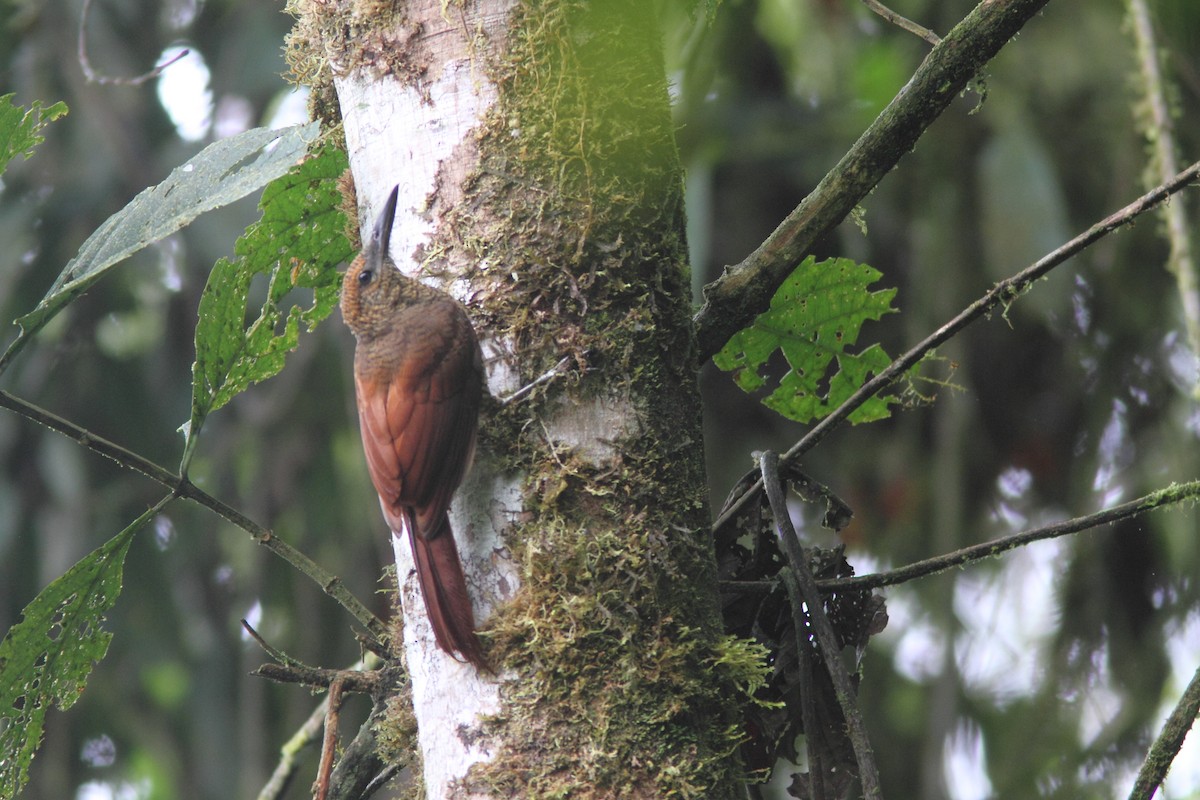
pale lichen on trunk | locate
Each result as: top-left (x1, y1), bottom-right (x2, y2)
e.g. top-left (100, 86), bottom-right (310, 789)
top-left (286, 1), bottom-right (759, 797)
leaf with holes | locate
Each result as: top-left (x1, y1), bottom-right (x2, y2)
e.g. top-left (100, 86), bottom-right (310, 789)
top-left (188, 143), bottom-right (352, 438)
top-left (8, 123), bottom-right (317, 363)
top-left (714, 256), bottom-right (899, 424)
top-left (0, 93), bottom-right (68, 177)
top-left (0, 504), bottom-right (157, 798)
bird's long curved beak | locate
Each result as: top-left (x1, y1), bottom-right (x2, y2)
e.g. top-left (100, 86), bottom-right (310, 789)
top-left (366, 184), bottom-right (400, 272)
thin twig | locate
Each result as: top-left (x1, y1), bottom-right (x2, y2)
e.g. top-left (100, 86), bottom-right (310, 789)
top-left (361, 764), bottom-right (402, 798)
top-left (761, 452), bottom-right (882, 800)
top-left (253, 662), bottom-right (383, 695)
top-left (243, 619), bottom-right (317, 671)
top-left (861, 0), bottom-right (941, 45)
top-left (712, 160), bottom-right (1200, 536)
top-left (313, 677), bottom-right (346, 800)
top-left (78, 0), bottom-right (189, 86)
top-left (329, 700), bottom-right (404, 800)
top-left (1127, 660), bottom-right (1200, 800)
top-left (1127, 0), bottom-right (1200, 394)
top-left (0, 388), bottom-right (390, 649)
top-left (500, 355), bottom-right (575, 405)
top-left (0, 389), bottom-right (182, 487)
top-left (815, 480), bottom-right (1200, 593)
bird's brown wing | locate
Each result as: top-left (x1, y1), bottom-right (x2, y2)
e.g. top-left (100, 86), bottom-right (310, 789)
top-left (353, 306), bottom-right (482, 539)
top-left (352, 305), bottom-right (488, 668)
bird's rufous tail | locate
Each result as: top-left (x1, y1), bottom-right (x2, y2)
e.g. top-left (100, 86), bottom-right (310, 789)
top-left (406, 514), bottom-right (488, 671)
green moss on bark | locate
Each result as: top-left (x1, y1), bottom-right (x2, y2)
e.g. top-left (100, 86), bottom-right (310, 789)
top-left (443, 1), bottom-right (761, 796)
top-left (284, 0), bottom-right (768, 795)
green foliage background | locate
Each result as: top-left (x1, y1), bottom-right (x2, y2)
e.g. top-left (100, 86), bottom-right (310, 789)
top-left (1, 1), bottom-right (1199, 799)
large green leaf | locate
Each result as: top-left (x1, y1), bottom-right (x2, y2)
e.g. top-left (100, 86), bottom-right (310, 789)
top-left (0, 94), bottom-right (67, 177)
top-left (713, 256), bottom-right (899, 424)
top-left (2, 122), bottom-right (319, 374)
top-left (188, 144), bottom-right (351, 436)
top-left (0, 500), bottom-right (164, 798)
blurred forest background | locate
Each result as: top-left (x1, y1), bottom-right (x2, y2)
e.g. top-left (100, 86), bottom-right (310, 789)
top-left (2, 0), bottom-right (1199, 798)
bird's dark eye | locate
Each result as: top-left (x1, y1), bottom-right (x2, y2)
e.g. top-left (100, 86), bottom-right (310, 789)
top-left (358, 268), bottom-right (374, 286)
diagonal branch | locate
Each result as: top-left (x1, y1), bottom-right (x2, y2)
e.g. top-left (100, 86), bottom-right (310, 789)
top-left (694, 0), bottom-right (1052, 359)
top-left (0, 388), bottom-right (390, 649)
top-left (861, 0), bottom-right (941, 46)
top-left (814, 480), bottom-right (1200, 593)
top-left (712, 159), bottom-right (1200, 536)
top-left (1127, 658), bottom-right (1200, 800)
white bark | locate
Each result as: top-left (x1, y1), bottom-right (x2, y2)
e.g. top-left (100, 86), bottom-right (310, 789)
top-left (333, 4), bottom-right (520, 796)
top-left (333, 3), bottom-right (651, 795)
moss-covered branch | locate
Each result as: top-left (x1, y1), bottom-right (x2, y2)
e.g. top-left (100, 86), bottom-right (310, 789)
top-left (1127, 658), bottom-right (1200, 800)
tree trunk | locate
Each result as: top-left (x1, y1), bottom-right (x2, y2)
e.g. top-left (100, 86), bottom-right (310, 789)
top-left (289, 1), bottom-right (751, 796)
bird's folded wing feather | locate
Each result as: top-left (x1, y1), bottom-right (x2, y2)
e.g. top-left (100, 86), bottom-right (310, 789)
top-left (354, 312), bottom-right (481, 539)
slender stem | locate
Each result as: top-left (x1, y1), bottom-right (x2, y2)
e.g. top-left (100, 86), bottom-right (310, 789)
top-left (78, 0), bottom-right (189, 85)
top-left (0, 388), bottom-right (389, 647)
top-left (815, 481), bottom-right (1200, 593)
top-left (711, 160), bottom-right (1200, 536)
top-left (313, 676), bottom-right (345, 800)
top-left (861, 0), bottom-right (941, 45)
top-left (760, 452), bottom-right (882, 799)
top-left (1127, 660), bottom-right (1200, 800)
top-left (0, 389), bottom-right (181, 487)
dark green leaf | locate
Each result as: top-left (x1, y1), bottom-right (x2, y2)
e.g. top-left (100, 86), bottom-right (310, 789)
top-left (0, 502), bottom-right (161, 798)
top-left (0, 94), bottom-right (68, 177)
top-left (188, 144), bottom-right (351, 435)
top-left (713, 256), bottom-right (899, 424)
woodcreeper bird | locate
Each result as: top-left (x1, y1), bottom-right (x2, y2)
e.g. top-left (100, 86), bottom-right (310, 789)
top-left (341, 185), bottom-right (487, 669)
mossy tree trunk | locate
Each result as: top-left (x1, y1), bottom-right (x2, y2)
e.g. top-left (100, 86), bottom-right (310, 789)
top-left (289, 1), bottom-right (750, 796)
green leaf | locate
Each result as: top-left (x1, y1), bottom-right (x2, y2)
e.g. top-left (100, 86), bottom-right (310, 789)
top-left (713, 256), bottom-right (899, 424)
top-left (188, 144), bottom-right (351, 437)
top-left (1, 122), bottom-right (319, 375)
top-left (0, 500), bottom-right (163, 798)
top-left (0, 94), bottom-right (68, 177)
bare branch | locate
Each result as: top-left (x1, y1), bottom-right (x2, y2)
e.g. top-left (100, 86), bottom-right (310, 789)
top-left (861, 0), bottom-right (941, 46)
top-left (252, 662), bottom-right (384, 695)
top-left (77, 0), bottom-right (189, 86)
top-left (815, 481), bottom-right (1200, 593)
top-left (695, 0), bottom-right (1053, 359)
top-left (0, 388), bottom-right (390, 649)
top-left (1128, 659), bottom-right (1200, 800)
top-left (313, 677), bottom-right (346, 800)
top-left (255, 654), bottom-right (389, 800)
